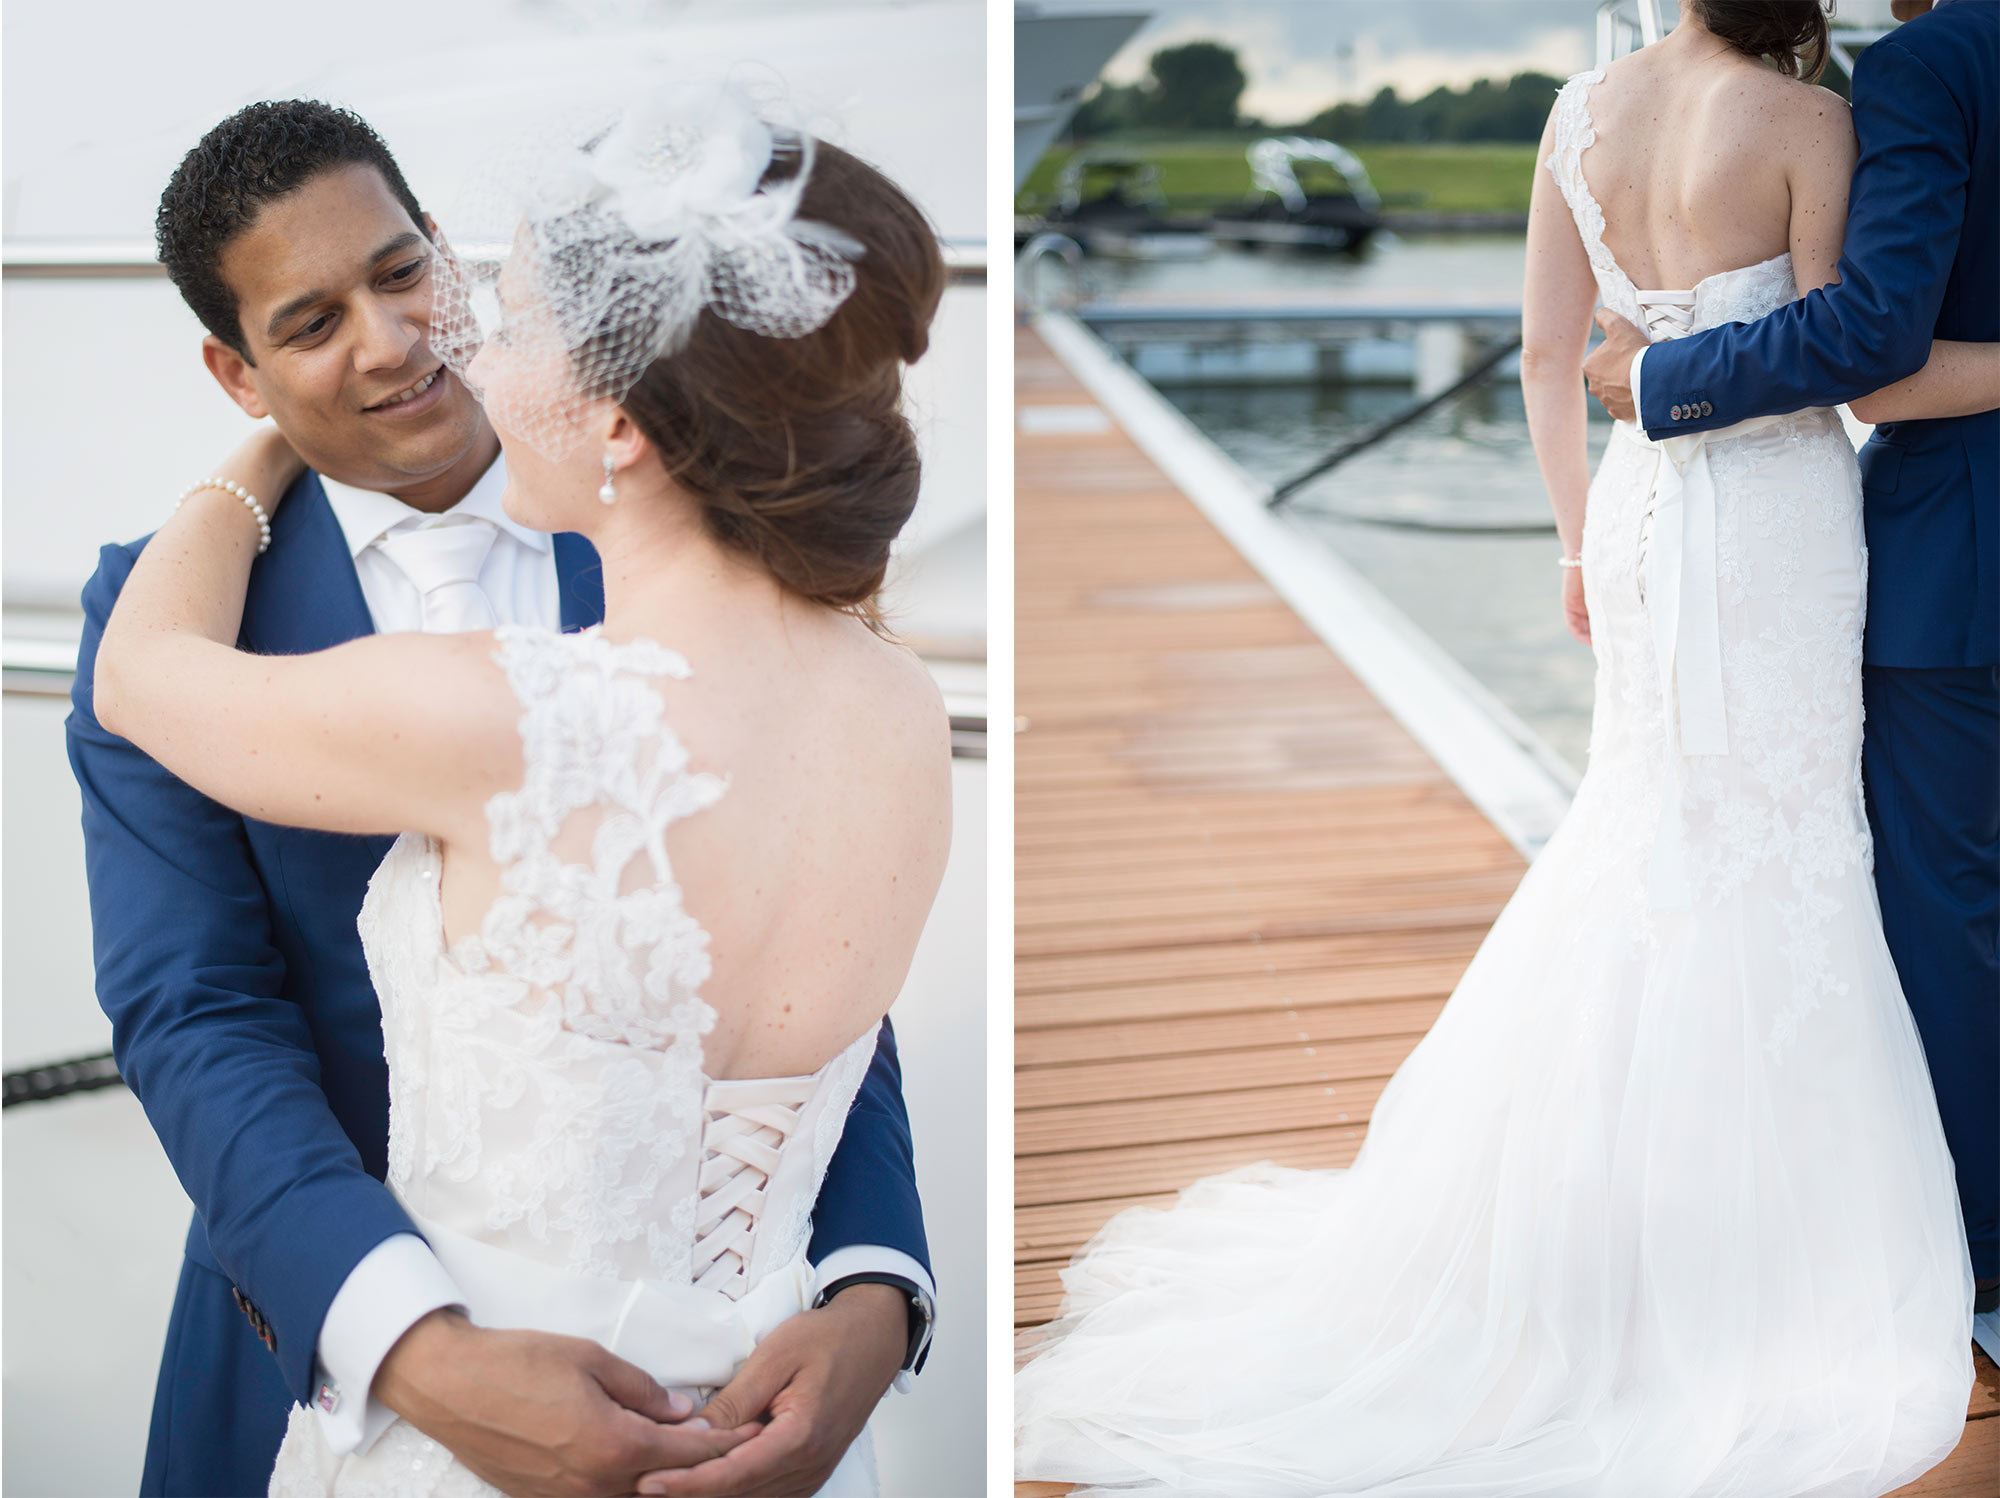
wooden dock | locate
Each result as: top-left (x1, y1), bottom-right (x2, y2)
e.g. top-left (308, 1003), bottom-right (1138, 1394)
top-left (1010, 319), bottom-right (1997, 1495)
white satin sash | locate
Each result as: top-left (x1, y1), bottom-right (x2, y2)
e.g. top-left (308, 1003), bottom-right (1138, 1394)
top-left (1611, 409), bottom-right (1799, 910)
top-left (1610, 286), bottom-right (1806, 910)
top-left (409, 1207), bottom-right (816, 1397)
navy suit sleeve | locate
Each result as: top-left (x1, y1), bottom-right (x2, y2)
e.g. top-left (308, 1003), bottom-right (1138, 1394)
top-left (67, 542), bottom-right (417, 1403)
top-left (807, 1017), bottom-right (931, 1279)
top-left (1640, 37), bottom-right (1971, 436)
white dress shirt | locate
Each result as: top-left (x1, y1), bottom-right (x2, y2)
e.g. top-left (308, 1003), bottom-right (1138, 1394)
top-left (310, 455), bottom-right (934, 1453)
top-left (1631, 347), bottom-right (1650, 430)
top-left (319, 452), bottom-right (560, 637)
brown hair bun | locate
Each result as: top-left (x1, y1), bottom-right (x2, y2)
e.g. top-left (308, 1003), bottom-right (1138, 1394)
top-left (618, 140), bottom-right (947, 618)
top-left (1690, 0), bottom-right (1834, 81)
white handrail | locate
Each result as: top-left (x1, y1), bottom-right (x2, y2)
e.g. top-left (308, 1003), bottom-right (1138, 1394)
top-left (3, 239), bottom-right (987, 280)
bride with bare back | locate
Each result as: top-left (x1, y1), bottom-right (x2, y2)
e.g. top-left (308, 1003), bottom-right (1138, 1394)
top-left (93, 88), bottom-right (949, 1497)
top-left (1014, 4), bottom-right (1981, 1494)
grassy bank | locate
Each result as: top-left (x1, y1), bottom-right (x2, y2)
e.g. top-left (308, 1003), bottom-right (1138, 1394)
top-left (1018, 139), bottom-right (1541, 217)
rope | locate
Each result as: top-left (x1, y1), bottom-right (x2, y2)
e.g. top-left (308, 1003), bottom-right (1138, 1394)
top-left (1268, 334), bottom-right (1525, 508)
top-left (4, 1051), bottom-right (123, 1108)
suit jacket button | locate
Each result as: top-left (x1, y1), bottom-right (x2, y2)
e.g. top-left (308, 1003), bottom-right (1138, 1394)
top-left (1670, 404), bottom-right (1683, 420)
top-left (1699, 401), bottom-right (1713, 417)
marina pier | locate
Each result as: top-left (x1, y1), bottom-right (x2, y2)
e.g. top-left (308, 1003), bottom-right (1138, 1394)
top-left (1010, 314), bottom-right (1998, 1496)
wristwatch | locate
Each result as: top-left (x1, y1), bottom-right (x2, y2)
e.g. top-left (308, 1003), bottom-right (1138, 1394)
top-left (814, 1272), bottom-right (934, 1374)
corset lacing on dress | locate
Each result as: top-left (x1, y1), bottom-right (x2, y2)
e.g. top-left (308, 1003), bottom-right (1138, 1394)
top-left (695, 1076), bottom-right (818, 1298)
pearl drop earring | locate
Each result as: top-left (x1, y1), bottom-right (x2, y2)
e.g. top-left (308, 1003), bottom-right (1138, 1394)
top-left (598, 453), bottom-right (618, 505)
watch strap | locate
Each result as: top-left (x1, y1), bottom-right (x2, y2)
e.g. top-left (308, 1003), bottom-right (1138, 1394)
top-left (814, 1271), bottom-right (934, 1374)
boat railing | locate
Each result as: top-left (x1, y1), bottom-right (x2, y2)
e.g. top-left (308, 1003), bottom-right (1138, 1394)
top-left (5, 239), bottom-right (987, 282)
top-left (1018, 232), bottom-right (1088, 311)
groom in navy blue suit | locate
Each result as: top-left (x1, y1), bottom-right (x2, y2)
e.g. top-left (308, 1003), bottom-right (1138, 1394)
top-left (68, 101), bottom-right (933, 1496)
top-left (1585, 0), bottom-right (1997, 1311)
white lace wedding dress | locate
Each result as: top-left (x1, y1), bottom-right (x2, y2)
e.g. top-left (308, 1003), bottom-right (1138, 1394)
top-left (1014, 70), bottom-right (1974, 1498)
top-left (269, 627), bottom-right (879, 1497)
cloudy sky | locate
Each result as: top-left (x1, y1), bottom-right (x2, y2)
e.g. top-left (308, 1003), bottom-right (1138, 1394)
top-left (1051, 1), bottom-right (1614, 120)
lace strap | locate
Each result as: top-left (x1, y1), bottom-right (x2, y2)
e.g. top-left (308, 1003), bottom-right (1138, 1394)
top-left (485, 626), bottom-right (721, 865)
top-left (473, 627), bottom-right (729, 1049)
top-left (1545, 70), bottom-right (1625, 294)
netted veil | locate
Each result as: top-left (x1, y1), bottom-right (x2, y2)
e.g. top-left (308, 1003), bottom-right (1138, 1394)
top-left (426, 79), bottom-right (863, 458)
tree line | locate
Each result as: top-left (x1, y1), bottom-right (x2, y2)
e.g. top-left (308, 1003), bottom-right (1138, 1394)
top-left (1070, 39), bottom-right (1563, 144)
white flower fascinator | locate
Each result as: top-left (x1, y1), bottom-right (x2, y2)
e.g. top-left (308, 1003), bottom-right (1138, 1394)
top-left (430, 82), bottom-right (864, 458)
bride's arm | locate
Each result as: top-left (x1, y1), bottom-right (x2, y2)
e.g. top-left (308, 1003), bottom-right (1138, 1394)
top-left (1849, 340), bottom-right (2000, 423)
top-left (1785, 88), bottom-right (1857, 300)
top-left (1521, 104), bottom-right (1600, 644)
top-left (94, 430), bottom-right (518, 841)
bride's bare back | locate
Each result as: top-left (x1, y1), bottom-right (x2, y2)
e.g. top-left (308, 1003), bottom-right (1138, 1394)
top-left (1581, 32), bottom-right (1854, 291)
top-left (432, 600), bottom-right (953, 1084)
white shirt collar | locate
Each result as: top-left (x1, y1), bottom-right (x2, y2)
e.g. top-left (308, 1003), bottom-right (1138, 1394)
top-left (319, 451), bottom-right (551, 558)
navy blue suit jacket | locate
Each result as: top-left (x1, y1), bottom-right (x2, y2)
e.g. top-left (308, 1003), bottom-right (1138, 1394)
top-left (1637, 0), bottom-right (1998, 668)
top-left (67, 473), bottom-right (930, 1420)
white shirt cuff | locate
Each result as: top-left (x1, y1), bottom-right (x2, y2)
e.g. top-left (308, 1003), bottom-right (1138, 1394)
top-left (312, 1233), bottom-right (465, 1457)
top-left (1629, 346), bottom-right (1649, 429)
top-left (813, 1244), bottom-right (935, 1306)
top-left (813, 1245), bottom-right (936, 1393)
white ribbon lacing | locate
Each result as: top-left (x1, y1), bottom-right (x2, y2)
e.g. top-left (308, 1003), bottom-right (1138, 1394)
top-left (694, 1075), bottom-right (817, 1297)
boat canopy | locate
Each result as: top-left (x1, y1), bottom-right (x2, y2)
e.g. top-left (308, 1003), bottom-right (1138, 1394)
top-left (1055, 149), bottom-right (1170, 215)
top-left (1246, 137), bottom-right (1380, 213)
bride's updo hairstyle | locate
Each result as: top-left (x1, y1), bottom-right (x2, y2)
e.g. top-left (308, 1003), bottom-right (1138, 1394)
top-left (1689, 0), bottom-right (1833, 81)
top-left (615, 142), bottom-right (945, 616)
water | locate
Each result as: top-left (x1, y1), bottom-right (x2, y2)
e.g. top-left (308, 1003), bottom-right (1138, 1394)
top-left (1071, 232), bottom-right (1532, 301)
top-left (1137, 235), bottom-right (1613, 773)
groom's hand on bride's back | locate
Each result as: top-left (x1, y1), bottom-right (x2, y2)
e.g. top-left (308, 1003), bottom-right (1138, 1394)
top-left (375, 1308), bottom-right (754, 1497)
top-left (1583, 309), bottom-right (1648, 423)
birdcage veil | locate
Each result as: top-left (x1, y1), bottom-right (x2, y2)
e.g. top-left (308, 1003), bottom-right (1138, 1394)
top-left (427, 79), bottom-right (863, 458)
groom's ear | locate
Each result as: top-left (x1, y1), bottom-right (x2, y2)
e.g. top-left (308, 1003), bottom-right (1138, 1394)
top-left (202, 335), bottom-right (271, 421)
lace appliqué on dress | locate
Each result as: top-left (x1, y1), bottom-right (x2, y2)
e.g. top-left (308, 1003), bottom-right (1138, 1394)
top-left (1546, 70), bottom-right (1642, 327)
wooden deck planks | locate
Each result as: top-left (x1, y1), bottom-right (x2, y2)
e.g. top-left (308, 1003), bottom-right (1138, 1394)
top-left (1010, 322), bottom-right (1993, 1495)
top-left (1014, 321), bottom-right (1519, 1325)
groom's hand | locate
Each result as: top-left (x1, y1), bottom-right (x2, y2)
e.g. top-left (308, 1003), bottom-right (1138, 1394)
top-left (375, 1308), bottom-right (755, 1497)
top-left (634, 1283), bottom-right (908, 1496)
top-left (1582, 308), bottom-right (1647, 423)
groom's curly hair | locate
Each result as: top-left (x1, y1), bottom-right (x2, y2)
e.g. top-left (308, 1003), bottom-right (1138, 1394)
top-left (156, 100), bottom-right (428, 362)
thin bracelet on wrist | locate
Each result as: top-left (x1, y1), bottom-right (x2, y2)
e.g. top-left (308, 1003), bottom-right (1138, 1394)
top-left (176, 477), bottom-right (273, 555)
top-left (1557, 554), bottom-right (1583, 569)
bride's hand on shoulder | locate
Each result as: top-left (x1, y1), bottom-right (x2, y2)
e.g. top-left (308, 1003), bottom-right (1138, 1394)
top-left (164, 425), bottom-right (305, 555)
top-left (1562, 566), bottom-right (1591, 647)
top-left (211, 423), bottom-right (306, 520)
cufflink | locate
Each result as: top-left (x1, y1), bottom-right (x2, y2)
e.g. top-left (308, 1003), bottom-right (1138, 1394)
top-left (315, 1380), bottom-right (341, 1415)
top-left (1699, 401), bottom-right (1713, 417)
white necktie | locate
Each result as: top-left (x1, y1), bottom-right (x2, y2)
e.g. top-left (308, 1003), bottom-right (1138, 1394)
top-left (374, 521), bottom-right (500, 633)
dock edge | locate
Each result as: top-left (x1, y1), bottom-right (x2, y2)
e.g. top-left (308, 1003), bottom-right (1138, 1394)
top-left (1031, 309), bottom-right (1578, 860)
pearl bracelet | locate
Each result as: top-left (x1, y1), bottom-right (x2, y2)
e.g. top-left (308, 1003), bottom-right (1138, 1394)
top-left (176, 478), bottom-right (272, 555)
top-left (1557, 555), bottom-right (1583, 570)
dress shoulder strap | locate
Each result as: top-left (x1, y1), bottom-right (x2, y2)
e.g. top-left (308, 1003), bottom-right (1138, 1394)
top-left (486, 626), bottom-right (725, 865)
top-left (478, 626), bottom-right (729, 1049)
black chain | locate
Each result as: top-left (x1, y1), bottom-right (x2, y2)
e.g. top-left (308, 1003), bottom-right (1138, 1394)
top-left (3, 1051), bottom-right (124, 1108)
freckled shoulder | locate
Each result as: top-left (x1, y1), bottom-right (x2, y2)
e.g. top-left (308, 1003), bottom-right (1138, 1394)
top-left (851, 622), bottom-right (950, 754)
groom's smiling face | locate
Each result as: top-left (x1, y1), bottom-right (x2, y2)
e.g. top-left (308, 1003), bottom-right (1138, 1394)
top-left (200, 164), bottom-right (485, 492)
